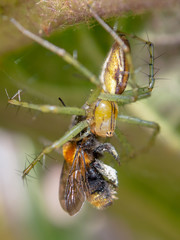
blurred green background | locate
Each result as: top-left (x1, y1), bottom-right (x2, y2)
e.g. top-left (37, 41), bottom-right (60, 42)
top-left (0, 8), bottom-right (180, 240)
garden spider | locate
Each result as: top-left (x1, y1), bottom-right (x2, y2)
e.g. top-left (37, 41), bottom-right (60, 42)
top-left (8, 4), bottom-right (159, 181)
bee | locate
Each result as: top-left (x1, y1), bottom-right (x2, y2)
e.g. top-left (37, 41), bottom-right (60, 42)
top-left (59, 133), bottom-right (119, 216)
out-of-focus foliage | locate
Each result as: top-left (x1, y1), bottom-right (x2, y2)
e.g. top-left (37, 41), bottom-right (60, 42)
top-left (0, 8), bottom-right (180, 240)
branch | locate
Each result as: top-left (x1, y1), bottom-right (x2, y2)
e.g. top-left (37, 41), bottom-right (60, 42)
top-left (0, 0), bottom-right (179, 54)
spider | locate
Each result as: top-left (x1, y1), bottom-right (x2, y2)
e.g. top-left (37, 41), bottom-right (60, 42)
top-left (7, 4), bottom-right (159, 180)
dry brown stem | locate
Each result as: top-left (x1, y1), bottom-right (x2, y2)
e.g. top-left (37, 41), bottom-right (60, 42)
top-left (0, 0), bottom-right (179, 54)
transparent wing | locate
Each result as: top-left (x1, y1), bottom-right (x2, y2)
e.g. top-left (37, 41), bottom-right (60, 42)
top-left (59, 160), bottom-right (86, 216)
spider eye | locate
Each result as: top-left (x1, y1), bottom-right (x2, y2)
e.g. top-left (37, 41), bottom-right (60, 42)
top-left (106, 131), bottom-right (113, 137)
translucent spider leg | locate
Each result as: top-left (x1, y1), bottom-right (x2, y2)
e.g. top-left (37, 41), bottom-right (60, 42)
top-left (10, 18), bottom-right (100, 86)
top-left (22, 120), bottom-right (88, 179)
top-left (7, 89), bottom-right (86, 116)
top-left (117, 115), bottom-right (160, 152)
top-left (115, 127), bottom-right (135, 160)
top-left (119, 32), bottom-right (155, 91)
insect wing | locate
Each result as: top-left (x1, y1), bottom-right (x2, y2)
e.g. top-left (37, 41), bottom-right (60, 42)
top-left (59, 160), bottom-right (86, 216)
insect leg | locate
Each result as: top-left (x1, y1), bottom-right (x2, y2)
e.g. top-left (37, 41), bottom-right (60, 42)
top-left (94, 143), bottom-right (120, 165)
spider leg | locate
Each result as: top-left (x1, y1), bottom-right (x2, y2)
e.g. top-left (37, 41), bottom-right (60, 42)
top-left (8, 99), bottom-right (86, 116)
top-left (86, 87), bottom-right (101, 105)
top-left (99, 87), bottom-right (151, 104)
top-left (7, 89), bottom-right (86, 116)
top-left (115, 127), bottom-right (135, 160)
top-left (88, 3), bottom-right (155, 97)
top-left (74, 129), bottom-right (91, 141)
top-left (117, 114), bottom-right (160, 152)
top-left (124, 33), bottom-right (155, 91)
top-left (22, 120), bottom-right (88, 178)
top-left (10, 18), bottom-right (100, 86)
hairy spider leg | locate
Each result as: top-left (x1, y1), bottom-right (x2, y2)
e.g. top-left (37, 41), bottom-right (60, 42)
top-left (115, 127), bottom-right (135, 160)
top-left (8, 9), bottom-right (159, 177)
top-left (117, 115), bottom-right (160, 153)
top-left (118, 32), bottom-right (155, 91)
top-left (10, 18), bottom-right (100, 86)
top-left (7, 88), bottom-right (101, 116)
top-left (10, 18), bottom-right (154, 104)
top-left (22, 120), bottom-right (88, 179)
top-left (5, 90), bottom-right (88, 178)
top-left (7, 87), bottom-right (152, 113)
top-left (99, 88), bottom-right (151, 103)
top-left (8, 98), bottom-right (86, 116)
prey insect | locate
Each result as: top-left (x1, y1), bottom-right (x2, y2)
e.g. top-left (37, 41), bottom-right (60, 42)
top-left (8, 3), bottom-right (159, 214)
top-left (60, 130), bottom-right (119, 216)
